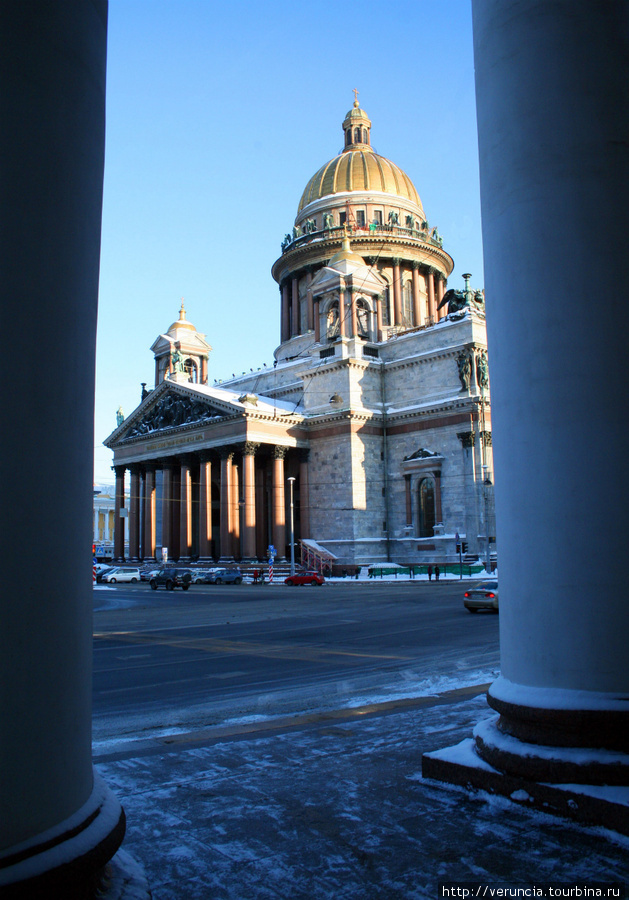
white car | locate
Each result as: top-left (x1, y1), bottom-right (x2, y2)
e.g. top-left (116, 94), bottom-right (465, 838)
top-left (101, 566), bottom-right (141, 584)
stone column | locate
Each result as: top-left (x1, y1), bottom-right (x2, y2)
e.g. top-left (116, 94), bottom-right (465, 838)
top-left (179, 457), bottom-right (192, 561)
top-left (281, 282), bottom-right (290, 343)
top-left (128, 465), bottom-right (141, 562)
top-left (426, 268), bottom-right (436, 323)
top-left (114, 465), bottom-right (126, 561)
top-left (170, 464), bottom-right (181, 559)
top-left (298, 449), bottom-right (310, 540)
top-left (143, 465), bottom-right (156, 562)
top-left (313, 297), bottom-right (321, 343)
top-left (231, 456), bottom-right (241, 558)
top-left (376, 293), bottom-right (383, 341)
top-left (198, 454), bottom-right (213, 561)
top-left (219, 450), bottom-right (234, 561)
top-left (392, 259), bottom-right (402, 325)
top-left (411, 264), bottom-right (421, 328)
top-left (0, 5), bottom-right (126, 895)
top-left (291, 276), bottom-right (299, 337)
top-left (306, 271), bottom-right (314, 332)
top-left (255, 468), bottom-right (266, 559)
top-left (457, 430), bottom-right (480, 557)
top-left (405, 475), bottom-right (412, 527)
top-left (436, 276), bottom-right (446, 320)
top-left (349, 287), bottom-right (357, 337)
top-left (438, 0), bottom-right (629, 787)
top-left (272, 446), bottom-right (287, 560)
top-left (338, 289), bottom-right (347, 338)
top-left (161, 462), bottom-right (173, 561)
top-left (242, 443), bottom-right (259, 560)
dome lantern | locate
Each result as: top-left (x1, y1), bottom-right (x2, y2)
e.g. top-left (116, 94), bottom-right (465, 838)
top-left (342, 92), bottom-right (372, 151)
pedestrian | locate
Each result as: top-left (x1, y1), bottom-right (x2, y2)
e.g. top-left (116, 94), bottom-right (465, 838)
top-left (435, 565), bottom-right (440, 582)
top-left (427, 564), bottom-right (433, 581)
top-left (252, 568), bottom-right (260, 583)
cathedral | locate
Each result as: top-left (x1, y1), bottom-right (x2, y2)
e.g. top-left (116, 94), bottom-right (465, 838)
top-left (105, 99), bottom-right (493, 568)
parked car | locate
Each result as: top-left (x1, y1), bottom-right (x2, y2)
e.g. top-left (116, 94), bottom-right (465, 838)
top-left (140, 568), bottom-right (160, 582)
top-left (203, 567), bottom-right (242, 585)
top-left (95, 565), bottom-right (116, 583)
top-left (149, 568), bottom-right (192, 591)
top-left (101, 566), bottom-right (141, 584)
top-left (463, 580), bottom-right (499, 613)
top-left (284, 571), bottom-right (325, 586)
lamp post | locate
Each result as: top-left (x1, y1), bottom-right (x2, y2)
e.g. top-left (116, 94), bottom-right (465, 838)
top-left (481, 464), bottom-right (492, 572)
top-left (288, 476), bottom-right (296, 575)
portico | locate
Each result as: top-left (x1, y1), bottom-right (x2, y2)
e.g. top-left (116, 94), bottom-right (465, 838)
top-left (107, 381), bottom-right (308, 563)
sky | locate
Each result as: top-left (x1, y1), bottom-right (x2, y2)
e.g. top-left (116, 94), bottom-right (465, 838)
top-left (94, 0), bottom-right (484, 483)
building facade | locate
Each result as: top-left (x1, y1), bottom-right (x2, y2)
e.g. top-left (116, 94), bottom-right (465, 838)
top-left (105, 101), bottom-right (493, 567)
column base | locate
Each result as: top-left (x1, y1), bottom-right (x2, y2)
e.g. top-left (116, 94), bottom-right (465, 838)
top-left (218, 556), bottom-right (235, 564)
top-left (0, 772), bottom-right (126, 898)
top-left (422, 719), bottom-right (629, 836)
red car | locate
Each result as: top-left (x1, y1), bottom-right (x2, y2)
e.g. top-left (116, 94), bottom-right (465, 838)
top-left (284, 571), bottom-right (325, 586)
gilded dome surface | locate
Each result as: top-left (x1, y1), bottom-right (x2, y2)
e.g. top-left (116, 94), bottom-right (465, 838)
top-left (297, 102), bottom-right (422, 213)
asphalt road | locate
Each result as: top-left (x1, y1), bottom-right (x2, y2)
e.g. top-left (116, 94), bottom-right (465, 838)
top-left (92, 580), bottom-right (500, 751)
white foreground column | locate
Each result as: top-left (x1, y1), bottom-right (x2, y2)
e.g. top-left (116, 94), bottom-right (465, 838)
top-left (0, 2), bottom-right (126, 895)
top-left (472, 0), bottom-right (629, 776)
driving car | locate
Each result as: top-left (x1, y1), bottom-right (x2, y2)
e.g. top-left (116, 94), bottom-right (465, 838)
top-left (149, 568), bottom-right (192, 591)
top-left (284, 571), bottom-right (325, 586)
top-left (101, 566), bottom-right (141, 584)
top-left (203, 567), bottom-right (242, 585)
top-left (463, 580), bottom-right (499, 613)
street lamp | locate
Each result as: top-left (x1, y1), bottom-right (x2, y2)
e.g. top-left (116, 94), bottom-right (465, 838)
top-left (481, 464), bottom-right (492, 572)
top-left (288, 476), bottom-right (296, 575)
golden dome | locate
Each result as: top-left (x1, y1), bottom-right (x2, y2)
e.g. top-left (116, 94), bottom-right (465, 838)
top-left (167, 299), bottom-right (195, 333)
top-left (297, 101), bottom-right (422, 213)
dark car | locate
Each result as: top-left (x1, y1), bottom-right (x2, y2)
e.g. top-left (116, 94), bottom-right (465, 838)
top-left (204, 567), bottom-right (242, 585)
top-left (149, 567), bottom-right (192, 591)
top-left (284, 571), bottom-right (325, 586)
top-left (95, 565), bottom-right (116, 583)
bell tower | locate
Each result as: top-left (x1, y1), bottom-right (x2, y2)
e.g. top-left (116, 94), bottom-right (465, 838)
top-left (150, 300), bottom-right (212, 387)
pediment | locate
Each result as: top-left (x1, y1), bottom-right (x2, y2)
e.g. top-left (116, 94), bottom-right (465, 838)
top-left (108, 384), bottom-right (236, 445)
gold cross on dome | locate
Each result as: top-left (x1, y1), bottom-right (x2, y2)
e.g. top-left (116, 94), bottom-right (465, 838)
top-left (352, 88), bottom-right (359, 105)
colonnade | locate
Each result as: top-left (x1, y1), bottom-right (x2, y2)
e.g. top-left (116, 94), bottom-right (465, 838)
top-left (280, 263), bottom-right (446, 344)
top-left (114, 444), bottom-right (310, 563)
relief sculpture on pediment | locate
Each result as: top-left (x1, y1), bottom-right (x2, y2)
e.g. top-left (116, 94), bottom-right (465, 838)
top-left (126, 394), bottom-right (223, 438)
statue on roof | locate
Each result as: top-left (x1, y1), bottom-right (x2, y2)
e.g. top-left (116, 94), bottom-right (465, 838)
top-left (438, 274), bottom-right (485, 317)
top-left (116, 406), bottom-right (124, 427)
top-left (171, 347), bottom-right (186, 373)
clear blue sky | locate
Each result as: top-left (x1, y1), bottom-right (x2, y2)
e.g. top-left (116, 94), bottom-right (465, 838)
top-left (95, 0), bottom-right (483, 482)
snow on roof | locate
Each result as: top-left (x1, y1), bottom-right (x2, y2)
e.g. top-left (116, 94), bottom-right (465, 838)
top-left (181, 381), bottom-right (298, 416)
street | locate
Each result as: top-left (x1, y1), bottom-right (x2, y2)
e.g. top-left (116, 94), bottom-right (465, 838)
top-left (92, 580), bottom-right (500, 754)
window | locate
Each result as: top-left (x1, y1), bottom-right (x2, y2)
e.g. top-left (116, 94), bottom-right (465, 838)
top-left (373, 210), bottom-right (383, 225)
top-left (354, 126), bottom-right (361, 143)
top-left (184, 358), bottom-right (198, 383)
top-left (402, 282), bottom-right (414, 327)
top-left (381, 286), bottom-right (391, 326)
top-left (356, 210), bottom-right (365, 227)
top-left (418, 478), bottom-right (436, 538)
top-left (339, 211), bottom-right (347, 226)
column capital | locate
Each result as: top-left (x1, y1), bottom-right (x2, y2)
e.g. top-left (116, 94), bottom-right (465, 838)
top-left (411, 260), bottom-right (422, 270)
top-left (272, 445), bottom-right (288, 460)
top-left (114, 464), bottom-right (126, 477)
top-left (392, 257), bottom-right (402, 267)
top-left (218, 447), bottom-right (235, 461)
top-left (242, 441), bottom-right (260, 457)
top-left (457, 431), bottom-right (476, 449)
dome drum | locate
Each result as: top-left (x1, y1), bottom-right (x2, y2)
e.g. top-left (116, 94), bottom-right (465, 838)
top-left (273, 101), bottom-right (455, 352)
